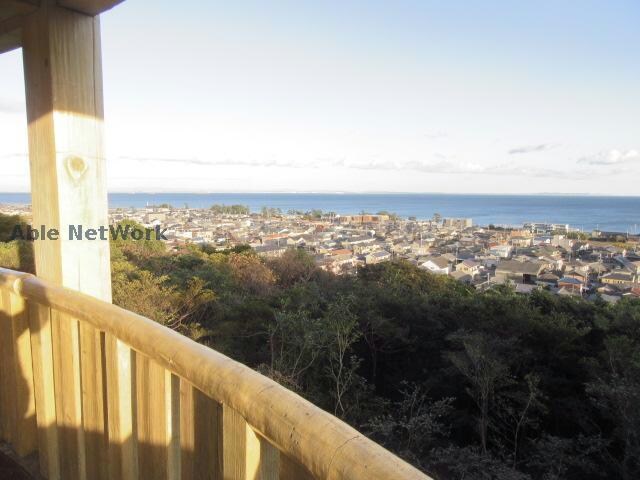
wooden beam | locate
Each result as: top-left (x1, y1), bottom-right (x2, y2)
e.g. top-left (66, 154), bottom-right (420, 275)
top-left (0, 27), bottom-right (22, 54)
top-left (0, 2), bottom-right (38, 54)
top-left (0, 1), bottom-right (40, 22)
top-left (0, 0), bottom-right (127, 54)
top-left (57, 0), bottom-right (124, 16)
top-left (0, 29), bottom-right (22, 54)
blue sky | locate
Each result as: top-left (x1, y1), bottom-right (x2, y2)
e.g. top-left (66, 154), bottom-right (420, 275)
top-left (1, 0), bottom-right (639, 193)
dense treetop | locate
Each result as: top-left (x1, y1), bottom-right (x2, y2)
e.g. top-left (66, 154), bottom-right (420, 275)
top-left (1, 214), bottom-right (638, 479)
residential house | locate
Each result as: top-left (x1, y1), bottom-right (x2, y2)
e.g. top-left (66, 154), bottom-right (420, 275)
top-left (254, 244), bottom-right (288, 258)
top-left (365, 250), bottom-right (392, 264)
top-left (601, 271), bottom-right (635, 288)
top-left (456, 259), bottom-right (481, 277)
top-left (420, 256), bottom-right (451, 275)
top-left (321, 249), bottom-right (356, 274)
top-left (557, 277), bottom-right (586, 295)
top-left (494, 260), bottom-right (545, 284)
top-left (536, 272), bottom-right (560, 288)
top-left (450, 270), bottom-right (473, 284)
top-left (489, 244), bottom-right (513, 258)
top-left (511, 235), bottom-right (533, 248)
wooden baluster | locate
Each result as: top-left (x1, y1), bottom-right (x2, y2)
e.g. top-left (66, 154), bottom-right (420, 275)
top-left (180, 382), bottom-right (194, 480)
top-left (166, 372), bottom-right (181, 480)
top-left (79, 324), bottom-right (108, 480)
top-left (134, 357), bottom-right (181, 480)
top-left (246, 427), bottom-right (279, 480)
top-left (0, 289), bottom-right (18, 445)
top-left (105, 335), bottom-right (137, 480)
top-left (279, 455), bottom-right (315, 480)
top-left (8, 291), bottom-right (38, 457)
top-left (222, 405), bottom-right (245, 479)
top-left (51, 311), bottom-right (86, 480)
top-left (0, 288), bottom-right (38, 453)
top-left (222, 405), bottom-right (279, 480)
top-left (28, 302), bottom-right (61, 480)
top-left (194, 388), bottom-right (222, 480)
top-left (180, 381), bottom-right (222, 480)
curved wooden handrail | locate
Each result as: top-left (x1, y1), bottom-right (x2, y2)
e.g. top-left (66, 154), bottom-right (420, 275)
top-left (0, 268), bottom-right (429, 480)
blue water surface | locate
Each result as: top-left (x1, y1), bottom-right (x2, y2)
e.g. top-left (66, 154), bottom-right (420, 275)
top-left (1, 192), bottom-right (639, 233)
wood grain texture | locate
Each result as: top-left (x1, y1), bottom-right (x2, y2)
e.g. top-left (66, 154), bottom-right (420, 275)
top-left (8, 291), bottom-right (38, 457)
top-left (246, 426), bottom-right (279, 480)
top-left (5, 268), bottom-right (432, 480)
top-left (279, 454), bottom-right (314, 480)
top-left (136, 355), bottom-right (168, 480)
top-left (79, 323), bottom-right (107, 480)
top-left (0, 0), bottom-right (39, 23)
top-left (57, 0), bottom-right (124, 16)
top-left (50, 310), bottom-right (85, 480)
top-left (21, 4), bottom-right (116, 478)
top-left (166, 372), bottom-right (181, 480)
top-left (222, 405), bottom-right (246, 480)
top-left (223, 405), bottom-right (279, 480)
top-left (0, 290), bottom-right (18, 445)
top-left (180, 381), bottom-right (221, 480)
top-left (179, 381), bottom-right (194, 480)
top-left (22, 0), bottom-right (111, 300)
top-left (0, 287), bottom-right (38, 456)
top-left (28, 302), bottom-right (61, 480)
top-left (105, 334), bottom-right (137, 480)
top-left (0, 13), bottom-right (27, 54)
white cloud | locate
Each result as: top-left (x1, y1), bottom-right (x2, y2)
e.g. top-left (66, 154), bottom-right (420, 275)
top-left (423, 131), bottom-right (448, 139)
top-left (0, 98), bottom-right (24, 115)
top-left (578, 149), bottom-right (639, 165)
top-left (508, 144), bottom-right (556, 155)
top-left (118, 155), bottom-right (585, 179)
top-left (0, 152), bottom-right (27, 160)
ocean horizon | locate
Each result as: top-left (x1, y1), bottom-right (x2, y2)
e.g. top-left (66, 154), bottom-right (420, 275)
top-left (1, 192), bottom-right (639, 233)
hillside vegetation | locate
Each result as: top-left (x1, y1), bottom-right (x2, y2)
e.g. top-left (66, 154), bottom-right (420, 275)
top-left (1, 215), bottom-right (639, 479)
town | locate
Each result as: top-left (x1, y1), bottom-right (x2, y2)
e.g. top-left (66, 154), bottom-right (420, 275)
top-left (2, 202), bottom-right (639, 303)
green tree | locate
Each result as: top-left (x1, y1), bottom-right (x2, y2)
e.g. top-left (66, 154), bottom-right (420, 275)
top-left (0, 213), bottom-right (34, 272)
top-left (324, 295), bottom-right (363, 418)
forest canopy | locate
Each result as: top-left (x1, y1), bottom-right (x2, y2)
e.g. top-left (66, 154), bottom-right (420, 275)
top-left (1, 214), bottom-right (638, 479)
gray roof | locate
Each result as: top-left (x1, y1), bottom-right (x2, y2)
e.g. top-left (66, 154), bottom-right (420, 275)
top-left (423, 256), bottom-right (450, 268)
top-left (603, 272), bottom-right (633, 281)
top-left (496, 260), bottom-right (544, 276)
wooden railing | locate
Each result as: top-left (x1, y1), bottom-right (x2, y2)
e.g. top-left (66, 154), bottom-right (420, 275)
top-left (0, 267), bottom-right (429, 480)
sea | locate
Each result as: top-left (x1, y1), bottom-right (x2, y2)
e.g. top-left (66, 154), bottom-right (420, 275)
top-left (1, 192), bottom-right (639, 234)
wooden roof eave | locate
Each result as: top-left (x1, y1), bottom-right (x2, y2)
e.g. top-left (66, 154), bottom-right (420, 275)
top-left (57, 0), bottom-right (125, 16)
top-left (0, 0), bottom-right (124, 54)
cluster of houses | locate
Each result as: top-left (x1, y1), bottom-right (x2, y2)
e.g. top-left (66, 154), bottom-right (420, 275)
top-left (118, 206), bottom-right (639, 302)
top-left (3, 203), bottom-right (639, 303)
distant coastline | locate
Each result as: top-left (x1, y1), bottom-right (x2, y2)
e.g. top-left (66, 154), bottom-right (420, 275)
top-left (2, 191), bottom-right (640, 197)
top-left (2, 192), bottom-right (639, 233)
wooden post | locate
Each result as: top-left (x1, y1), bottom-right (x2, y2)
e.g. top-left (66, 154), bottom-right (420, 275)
top-left (136, 356), bottom-right (169, 480)
top-left (22, 0), bottom-right (110, 298)
top-left (223, 405), bottom-right (279, 480)
top-left (0, 289), bottom-right (37, 455)
top-left (180, 381), bottom-right (222, 480)
top-left (21, 2), bottom-right (130, 479)
top-left (28, 303), bottom-right (61, 480)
